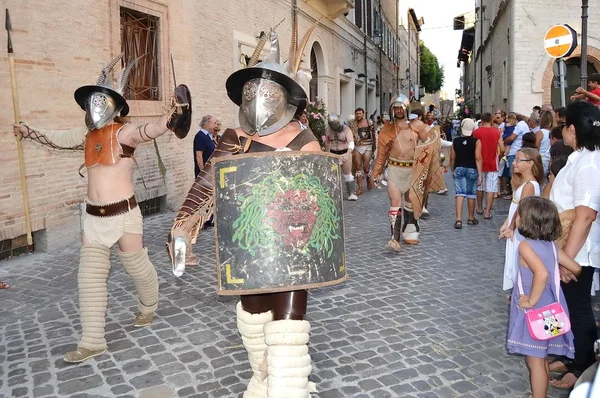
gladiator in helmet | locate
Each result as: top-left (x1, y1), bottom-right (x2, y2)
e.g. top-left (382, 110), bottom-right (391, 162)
top-left (168, 18), bottom-right (345, 398)
top-left (14, 53), bottom-right (192, 364)
top-left (372, 90), bottom-right (429, 251)
top-left (325, 113), bottom-right (357, 201)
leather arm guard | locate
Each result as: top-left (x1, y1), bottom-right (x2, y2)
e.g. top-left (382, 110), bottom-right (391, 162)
top-left (166, 84), bottom-right (192, 139)
top-left (169, 128), bottom-right (243, 256)
top-left (20, 123), bottom-right (86, 151)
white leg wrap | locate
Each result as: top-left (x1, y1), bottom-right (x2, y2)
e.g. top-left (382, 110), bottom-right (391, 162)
top-left (78, 243), bottom-right (111, 351)
top-left (237, 302), bottom-right (272, 398)
top-left (264, 319), bottom-right (314, 398)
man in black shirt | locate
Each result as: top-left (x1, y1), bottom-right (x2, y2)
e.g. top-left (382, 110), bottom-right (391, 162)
top-left (193, 115), bottom-right (218, 177)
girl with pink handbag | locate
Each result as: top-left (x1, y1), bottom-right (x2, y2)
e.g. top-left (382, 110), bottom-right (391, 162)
top-left (506, 197), bottom-right (581, 398)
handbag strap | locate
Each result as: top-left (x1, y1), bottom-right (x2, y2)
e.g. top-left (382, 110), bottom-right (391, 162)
top-left (516, 241), bottom-right (560, 308)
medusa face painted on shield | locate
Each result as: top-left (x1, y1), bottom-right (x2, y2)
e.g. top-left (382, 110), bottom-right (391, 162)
top-left (267, 190), bottom-right (319, 248)
top-left (232, 172), bottom-right (340, 257)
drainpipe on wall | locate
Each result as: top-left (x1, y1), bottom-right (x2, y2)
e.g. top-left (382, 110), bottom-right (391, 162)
top-left (364, 35), bottom-right (368, 112)
top-left (480, 6), bottom-right (484, 113)
top-left (379, 1), bottom-right (383, 112)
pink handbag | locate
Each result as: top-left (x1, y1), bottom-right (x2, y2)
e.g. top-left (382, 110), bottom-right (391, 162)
top-left (517, 243), bottom-right (571, 341)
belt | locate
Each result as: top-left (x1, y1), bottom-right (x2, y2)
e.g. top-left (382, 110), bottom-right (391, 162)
top-left (330, 149), bottom-right (348, 155)
top-left (86, 196), bottom-right (137, 217)
top-left (389, 159), bottom-right (413, 168)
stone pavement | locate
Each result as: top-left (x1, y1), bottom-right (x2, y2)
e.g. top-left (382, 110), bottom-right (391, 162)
top-left (0, 176), bottom-right (585, 398)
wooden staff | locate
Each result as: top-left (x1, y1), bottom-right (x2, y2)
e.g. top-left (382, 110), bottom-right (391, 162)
top-left (6, 9), bottom-right (33, 245)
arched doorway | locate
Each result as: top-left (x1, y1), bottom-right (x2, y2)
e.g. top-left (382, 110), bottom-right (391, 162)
top-left (310, 48), bottom-right (318, 103)
top-left (551, 58), bottom-right (599, 108)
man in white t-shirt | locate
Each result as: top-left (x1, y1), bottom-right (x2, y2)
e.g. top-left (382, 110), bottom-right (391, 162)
top-left (504, 115), bottom-right (529, 176)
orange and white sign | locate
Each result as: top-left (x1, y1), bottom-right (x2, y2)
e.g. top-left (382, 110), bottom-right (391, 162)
top-left (544, 24), bottom-right (578, 58)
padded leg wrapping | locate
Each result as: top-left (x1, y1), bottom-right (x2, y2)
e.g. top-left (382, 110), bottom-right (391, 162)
top-left (237, 302), bottom-right (273, 398)
top-left (78, 244), bottom-right (111, 351)
top-left (264, 320), bottom-right (315, 398)
top-left (118, 248), bottom-right (159, 314)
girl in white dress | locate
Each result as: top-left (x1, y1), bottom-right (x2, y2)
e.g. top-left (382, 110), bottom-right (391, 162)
top-left (499, 148), bottom-right (545, 290)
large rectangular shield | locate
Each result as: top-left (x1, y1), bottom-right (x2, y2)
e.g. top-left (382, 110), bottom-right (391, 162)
top-left (408, 127), bottom-right (442, 219)
top-left (212, 151), bottom-right (347, 295)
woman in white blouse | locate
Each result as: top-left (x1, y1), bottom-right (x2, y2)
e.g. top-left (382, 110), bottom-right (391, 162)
top-left (549, 102), bottom-right (600, 390)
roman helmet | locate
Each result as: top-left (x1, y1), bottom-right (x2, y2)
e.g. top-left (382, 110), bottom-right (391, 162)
top-left (74, 53), bottom-right (142, 131)
top-left (327, 113), bottom-right (343, 133)
top-left (226, 18), bottom-right (318, 137)
top-left (388, 90), bottom-right (411, 120)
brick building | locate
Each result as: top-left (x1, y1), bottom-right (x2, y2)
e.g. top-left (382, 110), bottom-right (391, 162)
top-left (456, 0), bottom-right (600, 115)
top-left (0, 0), bottom-right (421, 255)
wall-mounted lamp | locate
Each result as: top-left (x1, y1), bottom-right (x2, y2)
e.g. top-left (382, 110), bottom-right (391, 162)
top-left (357, 73), bottom-right (367, 78)
top-left (344, 68), bottom-right (355, 73)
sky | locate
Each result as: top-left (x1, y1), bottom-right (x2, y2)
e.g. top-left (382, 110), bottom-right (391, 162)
top-left (408, 0), bottom-right (475, 99)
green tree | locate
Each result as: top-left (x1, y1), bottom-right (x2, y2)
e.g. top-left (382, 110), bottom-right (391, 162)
top-left (420, 41), bottom-right (444, 93)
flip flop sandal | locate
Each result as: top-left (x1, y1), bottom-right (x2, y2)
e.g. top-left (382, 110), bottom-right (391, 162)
top-left (549, 370), bottom-right (581, 391)
top-left (467, 219), bottom-right (479, 225)
top-left (476, 210), bottom-right (484, 215)
top-left (0, 281), bottom-right (9, 289)
top-left (484, 213), bottom-right (493, 219)
top-left (454, 220), bottom-right (463, 229)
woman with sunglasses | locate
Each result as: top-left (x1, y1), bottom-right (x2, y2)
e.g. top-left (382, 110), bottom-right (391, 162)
top-left (548, 101), bottom-right (600, 390)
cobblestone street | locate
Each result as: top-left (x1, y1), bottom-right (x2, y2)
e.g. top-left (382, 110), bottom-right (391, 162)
top-left (0, 176), bottom-right (576, 398)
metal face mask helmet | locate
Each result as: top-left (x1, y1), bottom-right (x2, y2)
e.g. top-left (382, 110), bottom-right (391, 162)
top-left (74, 53), bottom-right (142, 131)
top-left (389, 91), bottom-right (411, 120)
top-left (239, 77), bottom-right (293, 137)
top-left (226, 25), bottom-right (314, 137)
top-left (327, 113), bottom-right (343, 133)
top-left (84, 92), bottom-right (123, 130)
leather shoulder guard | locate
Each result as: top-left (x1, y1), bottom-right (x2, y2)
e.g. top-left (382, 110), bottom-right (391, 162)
top-left (167, 84), bottom-right (192, 139)
top-left (372, 123), bottom-right (396, 178)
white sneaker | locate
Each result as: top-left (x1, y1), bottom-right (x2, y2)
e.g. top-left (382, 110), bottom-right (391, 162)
top-left (348, 194), bottom-right (358, 201)
top-left (436, 188), bottom-right (448, 195)
top-left (421, 207), bottom-right (430, 218)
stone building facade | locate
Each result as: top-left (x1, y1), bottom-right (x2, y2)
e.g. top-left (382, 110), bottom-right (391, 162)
top-left (0, 0), bottom-right (421, 254)
top-left (457, 0), bottom-right (600, 115)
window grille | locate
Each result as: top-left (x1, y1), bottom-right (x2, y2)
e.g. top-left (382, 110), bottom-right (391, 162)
top-left (120, 7), bottom-right (161, 101)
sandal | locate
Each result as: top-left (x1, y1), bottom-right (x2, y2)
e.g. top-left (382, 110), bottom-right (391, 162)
top-left (454, 220), bottom-right (463, 229)
top-left (549, 359), bottom-right (571, 374)
top-left (467, 218), bottom-right (479, 225)
top-left (476, 209), bottom-right (484, 215)
top-left (549, 371), bottom-right (580, 390)
top-left (0, 281), bottom-right (9, 289)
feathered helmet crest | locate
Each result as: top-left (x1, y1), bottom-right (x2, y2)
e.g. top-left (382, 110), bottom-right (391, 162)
top-left (225, 15), bottom-right (320, 136)
top-left (74, 53), bottom-right (144, 117)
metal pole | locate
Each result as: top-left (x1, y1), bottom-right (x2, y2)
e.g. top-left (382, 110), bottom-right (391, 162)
top-left (559, 60), bottom-right (566, 107)
top-left (580, 0), bottom-right (588, 88)
top-left (364, 35), bottom-right (368, 112)
top-left (479, 6), bottom-right (484, 114)
top-left (379, 1), bottom-right (383, 112)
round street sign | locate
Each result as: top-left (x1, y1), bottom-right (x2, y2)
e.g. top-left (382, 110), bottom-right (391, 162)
top-left (544, 24), bottom-right (578, 58)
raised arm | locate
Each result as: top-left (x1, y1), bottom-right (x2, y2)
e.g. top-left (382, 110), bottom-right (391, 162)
top-left (122, 84), bottom-right (192, 145)
top-left (14, 123), bottom-right (86, 150)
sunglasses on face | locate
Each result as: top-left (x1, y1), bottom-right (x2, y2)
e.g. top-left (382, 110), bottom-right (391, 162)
top-left (514, 158), bottom-right (532, 163)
